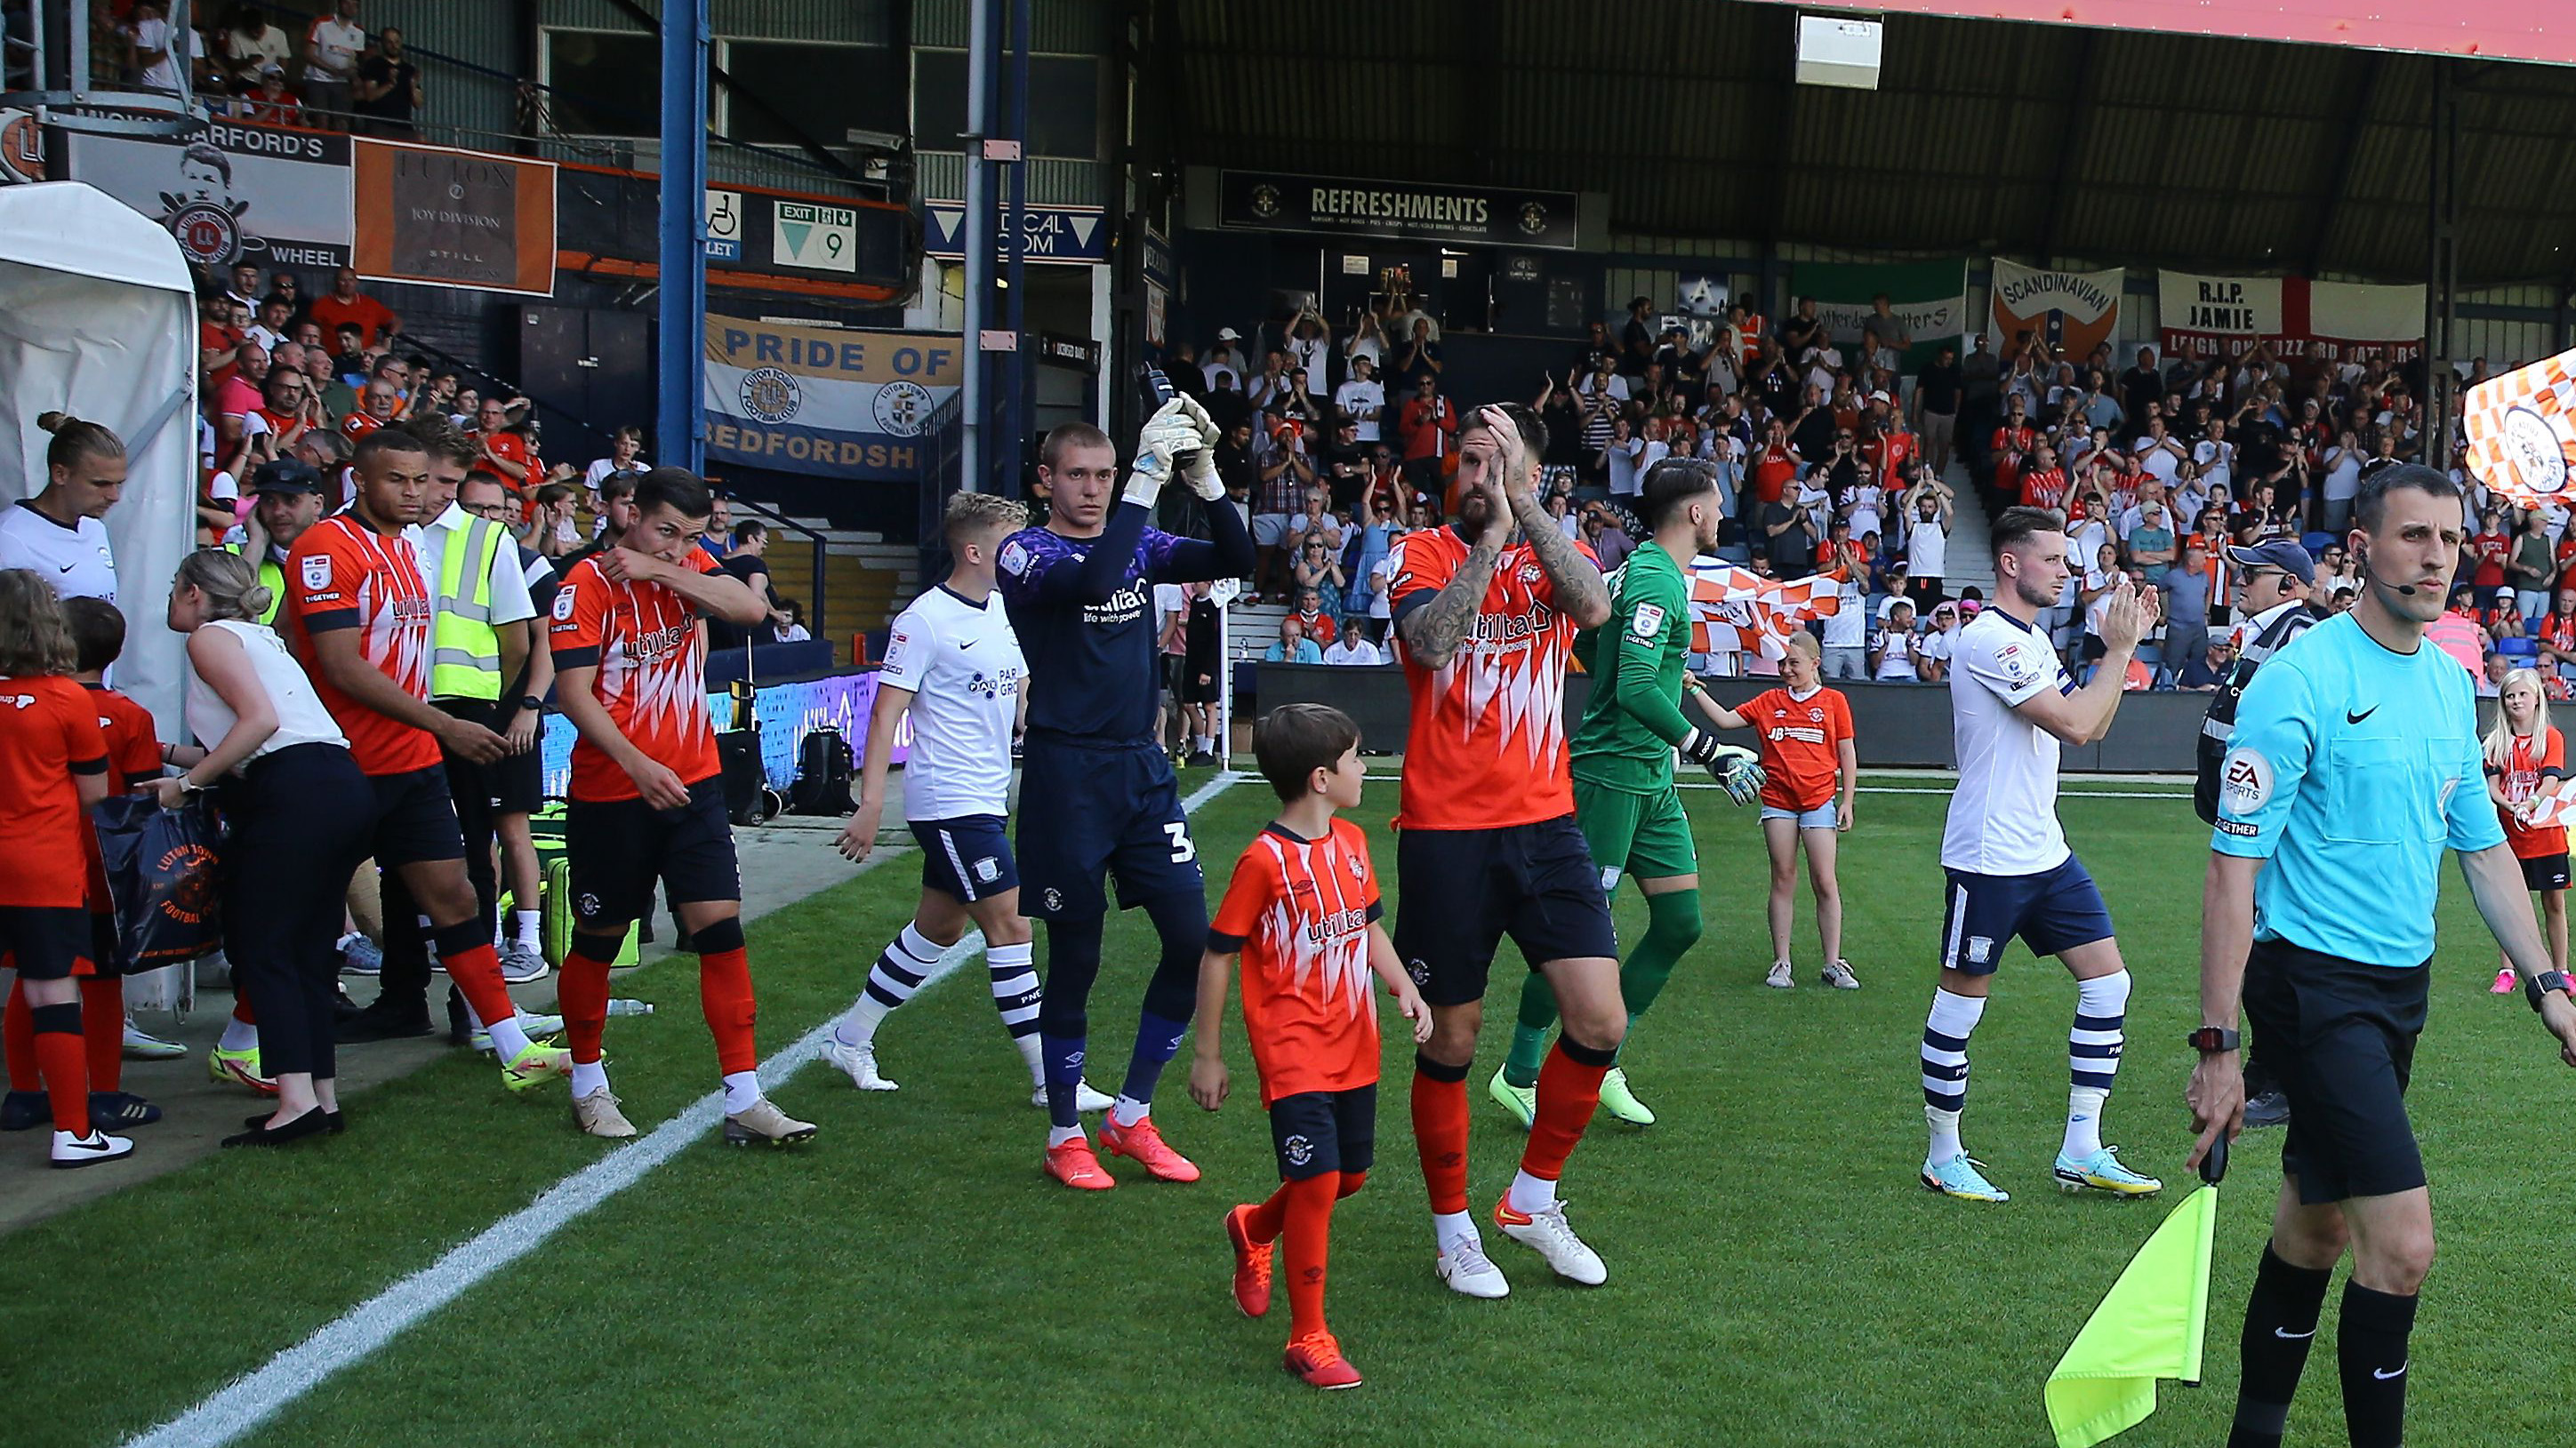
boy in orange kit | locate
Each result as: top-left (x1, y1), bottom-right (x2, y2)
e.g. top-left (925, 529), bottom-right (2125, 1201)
top-left (1188, 703), bottom-right (1431, 1390)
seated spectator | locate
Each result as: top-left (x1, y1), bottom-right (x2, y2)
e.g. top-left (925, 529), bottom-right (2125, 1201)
top-left (2540, 589), bottom-right (2576, 686)
top-left (1320, 625), bottom-right (1379, 667)
top-left (2175, 636), bottom-right (2234, 692)
top-left (2480, 649), bottom-right (2512, 699)
top-left (1581, 502), bottom-right (1635, 572)
top-left (775, 599), bottom-right (812, 644)
top-left (1869, 596), bottom-right (1919, 682)
top-left (1916, 600), bottom-right (1961, 682)
top-left (240, 62), bottom-right (300, 124)
top-left (2491, 594), bottom-right (2528, 643)
top-left (1289, 587), bottom-right (1336, 648)
top-left (1264, 614), bottom-right (1322, 665)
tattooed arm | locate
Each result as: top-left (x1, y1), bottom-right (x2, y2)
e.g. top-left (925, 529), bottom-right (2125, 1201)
top-left (1509, 490), bottom-right (1611, 627)
top-left (1393, 534), bottom-right (1504, 671)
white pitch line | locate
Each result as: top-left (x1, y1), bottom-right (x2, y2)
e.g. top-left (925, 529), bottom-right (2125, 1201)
top-left (129, 770), bottom-right (1245, 1448)
top-left (1360, 773), bottom-right (2189, 800)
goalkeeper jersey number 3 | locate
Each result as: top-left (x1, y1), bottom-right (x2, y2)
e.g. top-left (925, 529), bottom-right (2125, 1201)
top-left (1571, 540), bottom-right (1693, 796)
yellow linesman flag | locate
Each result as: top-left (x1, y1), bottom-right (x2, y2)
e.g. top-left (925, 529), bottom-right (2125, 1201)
top-left (2043, 1181), bottom-right (2220, 1447)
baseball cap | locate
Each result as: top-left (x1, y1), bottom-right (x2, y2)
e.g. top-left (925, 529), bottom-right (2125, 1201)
top-left (1867, 389), bottom-right (1891, 404)
top-left (1216, 326), bottom-right (1241, 341)
top-left (250, 459), bottom-right (322, 496)
top-left (2224, 538), bottom-right (2316, 585)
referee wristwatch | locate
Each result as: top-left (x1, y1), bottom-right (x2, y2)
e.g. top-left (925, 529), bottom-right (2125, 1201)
top-left (2186, 1026), bottom-right (2240, 1054)
top-left (2525, 971), bottom-right (2574, 1012)
top-left (518, 695), bottom-right (544, 714)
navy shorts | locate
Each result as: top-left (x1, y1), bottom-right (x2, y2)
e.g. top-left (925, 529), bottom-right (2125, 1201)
top-left (1937, 854), bottom-right (2115, 974)
top-left (0, 906), bottom-right (97, 981)
top-left (1268, 1084), bottom-right (1376, 1180)
top-left (911, 814), bottom-right (1019, 904)
top-left (566, 777), bottom-right (741, 928)
top-left (2243, 937), bottom-right (2429, 1205)
top-left (1392, 815), bottom-right (1619, 1008)
top-left (370, 765), bottom-right (467, 868)
top-left (1015, 734), bottom-right (1202, 921)
top-left (489, 743), bottom-right (543, 816)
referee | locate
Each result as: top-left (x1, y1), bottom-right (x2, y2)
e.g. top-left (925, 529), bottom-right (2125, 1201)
top-left (2190, 464), bottom-right (2576, 1448)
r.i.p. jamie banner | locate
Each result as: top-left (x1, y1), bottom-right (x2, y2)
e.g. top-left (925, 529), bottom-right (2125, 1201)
top-left (702, 316), bottom-right (961, 480)
top-left (2157, 271), bottom-right (2425, 364)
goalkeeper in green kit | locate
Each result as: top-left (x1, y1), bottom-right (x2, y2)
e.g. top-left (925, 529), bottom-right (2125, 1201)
top-left (1492, 457), bottom-right (1762, 1128)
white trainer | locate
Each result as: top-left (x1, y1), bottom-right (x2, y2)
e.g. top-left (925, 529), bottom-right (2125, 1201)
top-left (1495, 1197), bottom-right (1608, 1286)
top-left (827, 1039), bottom-right (897, 1091)
top-left (1030, 1078), bottom-right (1116, 1112)
top-left (572, 1087), bottom-right (638, 1140)
top-left (1819, 958), bottom-right (1861, 990)
top-left (52, 1128), bottom-right (135, 1169)
top-left (1435, 1233), bottom-right (1511, 1299)
top-left (1764, 961), bottom-right (1794, 989)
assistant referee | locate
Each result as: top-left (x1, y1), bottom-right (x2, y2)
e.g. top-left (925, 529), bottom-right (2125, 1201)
top-left (2189, 464), bottom-right (2576, 1448)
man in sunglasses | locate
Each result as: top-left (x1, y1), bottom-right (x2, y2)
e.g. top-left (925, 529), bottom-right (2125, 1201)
top-left (2194, 537), bottom-right (2330, 1128)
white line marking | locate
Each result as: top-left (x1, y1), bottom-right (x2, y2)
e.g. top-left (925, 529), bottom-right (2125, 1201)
top-left (130, 770), bottom-right (1244, 1448)
top-left (1360, 774), bottom-right (2191, 800)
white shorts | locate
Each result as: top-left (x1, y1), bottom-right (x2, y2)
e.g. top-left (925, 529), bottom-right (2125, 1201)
top-left (1252, 514), bottom-right (1296, 547)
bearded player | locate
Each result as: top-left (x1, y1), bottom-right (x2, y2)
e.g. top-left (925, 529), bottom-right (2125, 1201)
top-left (1492, 457), bottom-right (1762, 1129)
top-left (996, 396), bottom-right (1254, 1189)
top-left (1390, 403), bottom-right (1624, 1298)
top-left (1918, 505), bottom-right (2160, 1203)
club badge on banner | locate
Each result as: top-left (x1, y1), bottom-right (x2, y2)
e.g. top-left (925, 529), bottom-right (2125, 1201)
top-left (60, 116), bottom-right (352, 268)
top-left (1684, 560), bottom-right (1846, 657)
top-left (702, 316), bottom-right (962, 480)
top-left (2156, 271), bottom-right (2425, 364)
top-left (2462, 348), bottom-right (2576, 510)
top-left (1990, 259), bottom-right (2123, 361)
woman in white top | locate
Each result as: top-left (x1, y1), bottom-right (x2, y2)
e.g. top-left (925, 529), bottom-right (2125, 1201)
top-left (159, 550), bottom-right (375, 1147)
top-left (0, 412), bottom-right (124, 604)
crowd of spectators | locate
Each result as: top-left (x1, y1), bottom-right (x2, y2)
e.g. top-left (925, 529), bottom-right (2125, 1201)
top-left (101, 1), bottom-right (421, 136)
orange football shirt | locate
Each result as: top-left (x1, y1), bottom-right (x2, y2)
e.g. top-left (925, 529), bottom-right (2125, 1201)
top-left (0, 675), bottom-right (109, 908)
top-left (550, 550), bottom-right (721, 802)
top-left (1742, 684), bottom-right (1853, 812)
top-left (285, 513), bottom-right (441, 778)
top-left (1208, 819), bottom-right (1385, 1105)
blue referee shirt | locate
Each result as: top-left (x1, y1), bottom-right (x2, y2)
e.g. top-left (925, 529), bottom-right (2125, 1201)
top-left (2212, 611), bottom-right (2503, 968)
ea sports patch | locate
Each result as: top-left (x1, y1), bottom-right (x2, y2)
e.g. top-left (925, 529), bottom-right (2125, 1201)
top-left (2219, 747), bottom-right (2274, 815)
top-left (551, 587), bottom-right (578, 621)
top-left (301, 554), bottom-right (333, 591)
top-left (999, 540), bottom-right (1031, 578)
top-left (1629, 602), bottom-right (1666, 639)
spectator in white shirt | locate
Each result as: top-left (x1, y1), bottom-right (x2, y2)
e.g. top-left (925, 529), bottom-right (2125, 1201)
top-left (1916, 600), bottom-right (1962, 682)
top-left (303, 0), bottom-right (365, 126)
top-left (1332, 355), bottom-right (1384, 444)
top-left (1870, 596), bottom-right (1920, 681)
top-left (1320, 628), bottom-right (1380, 667)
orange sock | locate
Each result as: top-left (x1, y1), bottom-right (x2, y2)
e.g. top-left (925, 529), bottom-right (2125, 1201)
top-left (699, 948), bottom-right (757, 1076)
top-left (30, 1004), bottom-right (87, 1132)
top-left (1280, 1172), bottom-right (1339, 1340)
top-left (1519, 1038), bottom-right (1612, 1185)
top-left (233, 997), bottom-right (256, 1026)
top-left (1336, 1170), bottom-right (1368, 1199)
top-left (79, 977), bottom-right (122, 1093)
top-left (432, 925), bottom-right (520, 1028)
top-left (3, 980), bottom-right (34, 1093)
top-left (558, 949), bottom-right (614, 1065)
top-left (1410, 1057), bottom-right (1471, 1216)
top-left (1243, 1179), bottom-right (1291, 1244)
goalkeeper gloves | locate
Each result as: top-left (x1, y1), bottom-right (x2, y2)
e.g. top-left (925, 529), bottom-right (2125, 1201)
top-left (1680, 729), bottom-right (1765, 806)
top-left (1175, 395), bottom-right (1225, 500)
top-left (1121, 401), bottom-right (1204, 509)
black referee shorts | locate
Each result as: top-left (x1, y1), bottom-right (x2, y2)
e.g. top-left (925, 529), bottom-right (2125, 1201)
top-left (2243, 936), bottom-right (2430, 1205)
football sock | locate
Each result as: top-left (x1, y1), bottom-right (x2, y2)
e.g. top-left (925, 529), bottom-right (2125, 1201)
top-left (569, 1060), bottom-right (610, 1098)
top-left (1503, 971), bottom-right (1559, 1089)
top-left (2336, 1282), bottom-right (2415, 1448)
top-left (1516, 1036), bottom-right (1615, 1205)
top-left (1115, 1008), bottom-right (1192, 1123)
top-left (2065, 970), bottom-right (2130, 1160)
top-left (78, 977), bottom-right (122, 1092)
top-left (485, 1015), bottom-right (534, 1063)
top-left (512, 909), bottom-right (542, 952)
top-left (558, 944), bottom-right (617, 1066)
top-left (1921, 987), bottom-right (1986, 1164)
top-left (1411, 1052), bottom-right (1472, 1219)
top-left (4, 982), bottom-right (36, 1093)
top-left (1243, 1180), bottom-right (1291, 1244)
top-left (1336, 1170), bottom-right (1367, 1199)
top-left (1617, 888), bottom-right (1704, 1022)
top-left (218, 1012), bottom-right (261, 1054)
top-left (699, 946), bottom-right (759, 1076)
top-left (1114, 890), bottom-right (1207, 1115)
top-left (721, 1070), bottom-right (762, 1114)
top-left (837, 924), bottom-right (943, 1049)
top-left (2227, 1244), bottom-right (2332, 1448)
top-left (31, 1003), bottom-right (86, 1132)
top-left (430, 923), bottom-right (521, 1039)
top-left (1038, 916), bottom-right (1104, 1130)
top-left (986, 940), bottom-right (1046, 1082)
top-left (1280, 1172), bottom-right (1338, 1340)
top-left (1047, 1124), bottom-right (1085, 1148)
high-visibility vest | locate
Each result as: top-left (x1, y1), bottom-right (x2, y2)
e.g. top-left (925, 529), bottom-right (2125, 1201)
top-left (223, 541), bottom-right (288, 626)
top-left (430, 515), bottom-right (508, 701)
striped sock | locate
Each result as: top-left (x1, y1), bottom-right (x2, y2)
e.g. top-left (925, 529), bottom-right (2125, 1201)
top-left (986, 940), bottom-right (1045, 1083)
top-left (834, 924), bottom-right (943, 1050)
top-left (2065, 970), bottom-right (2130, 1160)
top-left (1921, 988), bottom-right (1986, 1164)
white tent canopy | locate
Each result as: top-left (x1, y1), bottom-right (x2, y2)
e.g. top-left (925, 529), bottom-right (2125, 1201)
top-left (0, 181), bottom-right (198, 726)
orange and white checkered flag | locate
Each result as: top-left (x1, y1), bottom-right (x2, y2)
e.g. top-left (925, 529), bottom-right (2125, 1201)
top-left (1684, 559), bottom-right (1846, 657)
top-left (2464, 348), bottom-right (2576, 508)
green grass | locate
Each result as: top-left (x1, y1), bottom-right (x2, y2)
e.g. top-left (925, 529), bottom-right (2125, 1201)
top-left (6, 775), bottom-right (2575, 1446)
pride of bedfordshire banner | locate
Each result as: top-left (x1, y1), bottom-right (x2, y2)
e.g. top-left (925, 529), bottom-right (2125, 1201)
top-left (1990, 259), bottom-right (2123, 361)
top-left (2156, 271), bottom-right (2425, 364)
top-left (702, 316), bottom-right (962, 480)
top-left (1786, 259), bottom-right (1970, 373)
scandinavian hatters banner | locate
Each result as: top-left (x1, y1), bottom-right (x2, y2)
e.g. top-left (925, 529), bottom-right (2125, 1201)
top-left (1990, 259), bottom-right (2124, 362)
top-left (702, 316), bottom-right (962, 481)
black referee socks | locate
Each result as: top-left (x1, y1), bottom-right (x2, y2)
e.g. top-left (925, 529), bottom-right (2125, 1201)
top-left (2227, 1244), bottom-right (2331, 1448)
top-left (2337, 1280), bottom-right (2417, 1448)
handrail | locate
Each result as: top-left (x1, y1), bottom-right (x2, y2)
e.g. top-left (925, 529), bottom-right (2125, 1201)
top-left (721, 493), bottom-right (833, 642)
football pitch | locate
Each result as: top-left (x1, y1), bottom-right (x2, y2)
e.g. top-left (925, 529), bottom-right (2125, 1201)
top-left (6, 771), bottom-right (2573, 1447)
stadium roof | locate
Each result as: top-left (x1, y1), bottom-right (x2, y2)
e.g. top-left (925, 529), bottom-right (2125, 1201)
top-left (1163, 0), bottom-right (2576, 287)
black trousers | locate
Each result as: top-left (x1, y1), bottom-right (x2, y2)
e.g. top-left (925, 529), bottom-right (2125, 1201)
top-left (224, 745), bottom-right (377, 1077)
top-left (378, 699), bottom-right (502, 1010)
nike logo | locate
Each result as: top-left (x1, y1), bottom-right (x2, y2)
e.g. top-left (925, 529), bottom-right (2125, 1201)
top-left (958, 638), bottom-right (976, 650)
top-left (2347, 706), bottom-right (2379, 724)
top-left (56, 563), bottom-right (74, 572)
top-left (2374, 1362), bottom-right (2408, 1380)
top-left (2274, 1327), bottom-right (2316, 1340)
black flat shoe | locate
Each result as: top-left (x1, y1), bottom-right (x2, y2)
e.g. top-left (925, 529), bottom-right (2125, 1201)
top-left (336, 1000), bottom-right (434, 1044)
top-left (245, 1110), bottom-right (343, 1133)
top-left (221, 1108), bottom-right (333, 1148)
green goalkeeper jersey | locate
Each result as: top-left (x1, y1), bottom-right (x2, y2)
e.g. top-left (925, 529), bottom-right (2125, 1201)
top-left (1570, 540), bottom-right (1700, 796)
